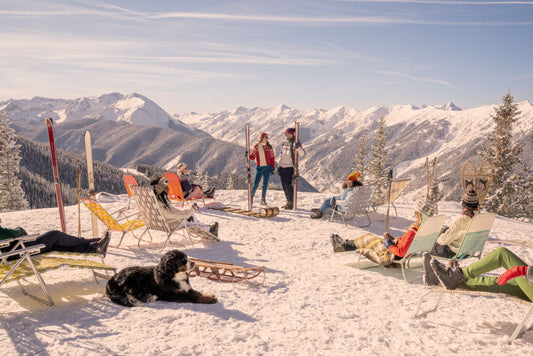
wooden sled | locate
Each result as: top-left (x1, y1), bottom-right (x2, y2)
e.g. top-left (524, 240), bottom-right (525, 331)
top-left (189, 258), bottom-right (265, 287)
top-left (208, 205), bottom-right (279, 218)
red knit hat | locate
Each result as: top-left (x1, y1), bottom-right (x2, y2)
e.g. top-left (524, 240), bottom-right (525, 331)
top-left (285, 128), bottom-right (295, 135)
top-left (259, 132), bottom-right (268, 140)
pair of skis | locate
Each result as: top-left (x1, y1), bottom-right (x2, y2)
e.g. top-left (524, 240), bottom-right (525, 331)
top-left (45, 118), bottom-right (98, 237)
top-left (244, 122), bottom-right (301, 212)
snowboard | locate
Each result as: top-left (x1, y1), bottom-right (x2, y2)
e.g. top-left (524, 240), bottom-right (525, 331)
top-left (84, 131), bottom-right (98, 238)
top-left (245, 123), bottom-right (252, 211)
top-left (208, 205), bottom-right (279, 218)
top-left (292, 121), bottom-right (300, 211)
top-left (46, 118), bottom-right (67, 233)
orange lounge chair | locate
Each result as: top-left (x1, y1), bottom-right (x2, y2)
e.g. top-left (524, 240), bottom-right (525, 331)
top-left (164, 172), bottom-right (209, 207)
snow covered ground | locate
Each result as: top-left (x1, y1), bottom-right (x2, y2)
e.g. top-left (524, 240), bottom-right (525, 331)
top-left (1, 190), bottom-right (532, 355)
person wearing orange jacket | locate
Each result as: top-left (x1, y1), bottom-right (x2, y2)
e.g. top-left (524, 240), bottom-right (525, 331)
top-left (331, 198), bottom-right (438, 264)
top-left (249, 132), bottom-right (276, 206)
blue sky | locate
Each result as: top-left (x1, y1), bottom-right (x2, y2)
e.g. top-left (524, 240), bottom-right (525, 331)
top-left (1, 0), bottom-right (532, 114)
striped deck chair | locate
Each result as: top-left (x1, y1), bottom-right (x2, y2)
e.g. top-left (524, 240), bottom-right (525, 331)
top-left (390, 215), bottom-right (447, 283)
top-left (1, 235), bottom-right (115, 306)
top-left (371, 179), bottom-right (411, 218)
top-left (163, 172), bottom-right (207, 207)
top-left (82, 199), bottom-right (145, 248)
top-left (330, 186), bottom-right (376, 227)
top-left (434, 213), bottom-right (495, 266)
top-left (129, 185), bottom-right (196, 249)
top-left (415, 286), bottom-right (533, 343)
top-left (123, 174), bottom-right (139, 209)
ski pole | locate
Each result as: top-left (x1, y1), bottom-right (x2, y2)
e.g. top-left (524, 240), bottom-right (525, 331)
top-left (384, 168), bottom-right (393, 235)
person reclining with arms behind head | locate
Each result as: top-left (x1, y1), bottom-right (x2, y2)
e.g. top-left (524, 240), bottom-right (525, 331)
top-left (430, 188), bottom-right (480, 258)
top-left (150, 176), bottom-right (219, 237)
top-left (310, 171), bottom-right (363, 219)
top-left (0, 224), bottom-right (111, 258)
top-left (330, 198), bottom-right (438, 266)
top-left (423, 247), bottom-right (533, 302)
top-left (176, 163), bottom-right (215, 199)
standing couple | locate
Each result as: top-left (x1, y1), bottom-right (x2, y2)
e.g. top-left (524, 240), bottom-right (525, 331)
top-left (248, 128), bottom-right (305, 209)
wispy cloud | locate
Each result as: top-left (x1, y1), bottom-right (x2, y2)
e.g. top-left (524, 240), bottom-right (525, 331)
top-left (337, 0), bottom-right (533, 4)
top-left (147, 12), bottom-right (533, 26)
top-left (2, 3), bottom-right (532, 26)
top-left (378, 70), bottom-right (457, 88)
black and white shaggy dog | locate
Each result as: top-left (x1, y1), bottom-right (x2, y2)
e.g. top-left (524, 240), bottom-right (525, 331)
top-left (106, 250), bottom-right (217, 307)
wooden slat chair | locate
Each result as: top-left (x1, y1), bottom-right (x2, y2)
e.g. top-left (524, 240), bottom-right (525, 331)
top-left (434, 213), bottom-right (496, 266)
top-left (371, 179), bottom-right (411, 218)
top-left (330, 185), bottom-right (376, 227)
top-left (129, 185), bottom-right (196, 249)
top-left (163, 172), bottom-right (208, 207)
top-left (82, 199), bottom-right (145, 248)
top-left (1, 235), bottom-right (115, 306)
top-left (122, 174), bottom-right (139, 209)
top-left (415, 286), bottom-right (533, 343)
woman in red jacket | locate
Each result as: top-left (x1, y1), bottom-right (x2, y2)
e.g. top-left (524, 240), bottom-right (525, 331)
top-left (249, 133), bottom-right (276, 206)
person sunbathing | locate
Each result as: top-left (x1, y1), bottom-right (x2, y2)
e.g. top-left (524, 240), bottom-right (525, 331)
top-left (150, 176), bottom-right (218, 237)
top-left (176, 163), bottom-right (215, 199)
top-left (0, 224), bottom-right (111, 257)
top-left (330, 198), bottom-right (438, 265)
top-left (424, 247), bottom-right (533, 301)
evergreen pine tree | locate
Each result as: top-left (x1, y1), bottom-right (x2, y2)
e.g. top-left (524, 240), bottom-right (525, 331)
top-left (481, 91), bottom-right (526, 218)
top-left (226, 173), bottom-right (234, 190)
top-left (353, 131), bottom-right (368, 182)
top-left (368, 116), bottom-right (388, 194)
top-left (0, 111), bottom-right (29, 212)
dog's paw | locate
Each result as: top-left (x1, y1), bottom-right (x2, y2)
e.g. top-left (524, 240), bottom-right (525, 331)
top-left (201, 294), bottom-right (217, 304)
top-left (146, 295), bottom-right (158, 303)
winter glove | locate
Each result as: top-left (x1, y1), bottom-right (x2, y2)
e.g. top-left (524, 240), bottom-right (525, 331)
top-left (271, 167), bottom-right (275, 176)
top-left (383, 232), bottom-right (394, 240)
top-left (497, 266), bottom-right (528, 285)
top-left (383, 238), bottom-right (395, 249)
top-left (17, 227), bottom-right (28, 236)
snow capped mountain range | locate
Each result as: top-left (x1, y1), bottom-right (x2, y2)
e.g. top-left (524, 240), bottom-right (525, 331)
top-left (2, 93), bottom-right (532, 201)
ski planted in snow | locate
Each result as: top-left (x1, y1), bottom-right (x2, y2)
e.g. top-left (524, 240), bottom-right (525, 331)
top-left (84, 131), bottom-right (98, 238)
top-left (46, 118), bottom-right (67, 233)
top-left (425, 157), bottom-right (437, 199)
top-left (245, 123), bottom-right (252, 211)
top-left (292, 121), bottom-right (300, 211)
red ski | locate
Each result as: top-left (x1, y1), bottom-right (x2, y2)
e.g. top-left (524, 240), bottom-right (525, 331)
top-left (46, 118), bottom-right (67, 233)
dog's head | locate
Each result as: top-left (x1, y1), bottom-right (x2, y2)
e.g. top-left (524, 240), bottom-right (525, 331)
top-left (159, 250), bottom-right (194, 273)
top-left (155, 250), bottom-right (194, 292)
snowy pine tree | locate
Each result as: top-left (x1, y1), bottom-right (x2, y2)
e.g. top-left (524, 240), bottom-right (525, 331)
top-left (0, 111), bottom-right (29, 212)
top-left (353, 131), bottom-right (368, 182)
top-left (481, 91), bottom-right (528, 219)
top-left (367, 116), bottom-right (389, 194)
top-left (226, 173), bottom-right (234, 190)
